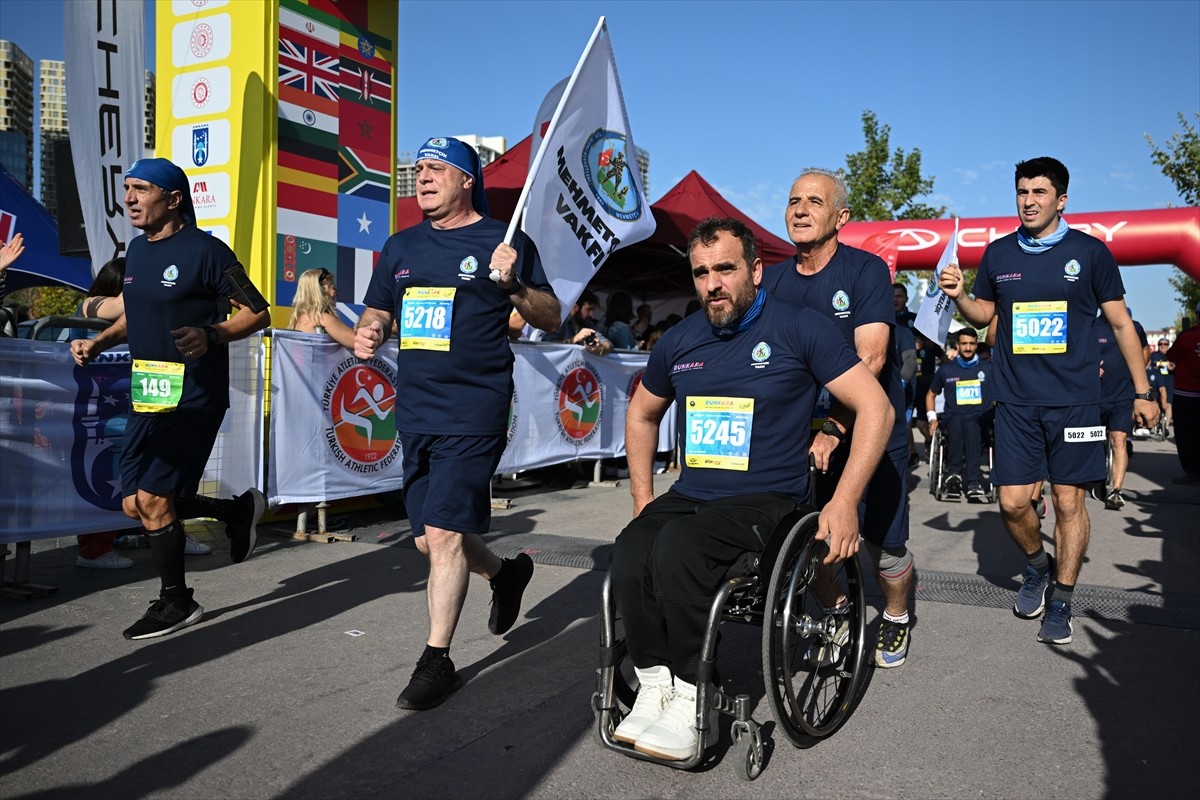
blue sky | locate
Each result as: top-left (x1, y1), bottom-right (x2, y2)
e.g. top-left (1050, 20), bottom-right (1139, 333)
top-left (3, 0), bottom-right (1198, 328)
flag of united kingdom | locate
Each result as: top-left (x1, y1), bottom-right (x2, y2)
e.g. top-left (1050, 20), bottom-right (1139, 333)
top-left (279, 33), bottom-right (339, 102)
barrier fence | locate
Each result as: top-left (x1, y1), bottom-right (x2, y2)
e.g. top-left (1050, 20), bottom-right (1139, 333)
top-left (0, 333), bottom-right (671, 543)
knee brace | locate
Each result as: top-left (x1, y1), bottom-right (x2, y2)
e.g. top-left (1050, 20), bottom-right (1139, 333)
top-left (864, 540), bottom-right (914, 581)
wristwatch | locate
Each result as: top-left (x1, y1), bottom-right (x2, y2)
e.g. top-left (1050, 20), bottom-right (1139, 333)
top-left (1133, 390), bottom-right (1157, 401)
top-left (203, 326), bottom-right (220, 345)
top-left (820, 420), bottom-right (846, 442)
top-left (499, 273), bottom-right (524, 296)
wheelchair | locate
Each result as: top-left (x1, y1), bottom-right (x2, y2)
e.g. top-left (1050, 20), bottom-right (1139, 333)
top-left (927, 421), bottom-right (996, 503)
top-left (1150, 412), bottom-right (1169, 442)
top-left (592, 507), bottom-right (870, 781)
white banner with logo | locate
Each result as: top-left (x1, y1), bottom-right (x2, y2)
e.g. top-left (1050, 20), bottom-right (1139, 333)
top-left (268, 331), bottom-right (405, 504)
top-left (64, 0), bottom-right (145, 273)
top-left (268, 336), bottom-right (673, 504)
top-left (0, 336), bottom-right (264, 543)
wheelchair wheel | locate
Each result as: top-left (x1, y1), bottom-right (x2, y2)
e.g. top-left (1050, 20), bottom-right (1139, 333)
top-left (761, 512), bottom-right (868, 748)
top-left (927, 429), bottom-right (943, 498)
top-left (612, 638), bottom-right (639, 710)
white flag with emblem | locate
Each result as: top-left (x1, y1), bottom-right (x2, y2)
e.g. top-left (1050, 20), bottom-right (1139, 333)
top-left (915, 217), bottom-right (959, 350)
top-left (511, 17), bottom-right (656, 322)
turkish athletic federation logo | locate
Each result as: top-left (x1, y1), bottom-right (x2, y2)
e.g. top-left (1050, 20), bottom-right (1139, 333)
top-left (556, 363), bottom-right (602, 444)
top-left (506, 388), bottom-right (520, 446)
top-left (323, 359), bottom-right (401, 473)
top-left (581, 129), bottom-right (643, 222)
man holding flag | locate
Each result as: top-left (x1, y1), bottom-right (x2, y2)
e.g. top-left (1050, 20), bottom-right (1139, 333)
top-left (938, 157), bottom-right (1158, 645)
top-left (355, 137), bottom-right (560, 710)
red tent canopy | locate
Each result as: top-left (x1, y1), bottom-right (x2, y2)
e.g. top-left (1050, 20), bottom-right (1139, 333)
top-left (393, 137), bottom-right (796, 296)
top-left (647, 170), bottom-right (793, 265)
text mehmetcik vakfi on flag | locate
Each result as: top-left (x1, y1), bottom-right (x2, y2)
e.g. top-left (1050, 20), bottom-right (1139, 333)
top-left (509, 17), bottom-right (656, 321)
top-left (915, 217), bottom-right (960, 349)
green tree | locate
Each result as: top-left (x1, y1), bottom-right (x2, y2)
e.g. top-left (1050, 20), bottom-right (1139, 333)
top-left (1146, 111), bottom-right (1200, 317)
top-left (843, 109), bottom-right (946, 224)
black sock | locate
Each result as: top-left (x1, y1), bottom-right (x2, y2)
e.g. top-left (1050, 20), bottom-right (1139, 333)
top-left (175, 494), bottom-right (235, 522)
top-left (1027, 548), bottom-right (1049, 574)
top-left (422, 645), bottom-right (450, 662)
top-left (491, 558), bottom-right (510, 585)
top-left (146, 520), bottom-right (188, 600)
top-left (1054, 583), bottom-right (1074, 606)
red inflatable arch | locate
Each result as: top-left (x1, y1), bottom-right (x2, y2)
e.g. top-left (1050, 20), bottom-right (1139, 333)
top-left (840, 207), bottom-right (1200, 280)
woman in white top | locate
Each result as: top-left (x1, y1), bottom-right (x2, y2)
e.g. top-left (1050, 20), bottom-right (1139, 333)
top-left (289, 267), bottom-right (355, 349)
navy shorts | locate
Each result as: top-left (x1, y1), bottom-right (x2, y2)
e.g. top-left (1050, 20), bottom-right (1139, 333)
top-left (816, 440), bottom-right (909, 549)
top-left (120, 409), bottom-right (225, 498)
top-left (1098, 397), bottom-right (1133, 434)
top-left (400, 432), bottom-right (507, 537)
top-left (992, 402), bottom-right (1105, 486)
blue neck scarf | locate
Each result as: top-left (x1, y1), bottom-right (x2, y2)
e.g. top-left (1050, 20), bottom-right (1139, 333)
top-left (711, 289), bottom-right (766, 337)
top-left (1017, 216), bottom-right (1068, 255)
top-left (956, 353), bottom-right (979, 368)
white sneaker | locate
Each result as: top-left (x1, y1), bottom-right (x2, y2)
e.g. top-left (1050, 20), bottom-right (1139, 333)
top-left (613, 665), bottom-right (674, 744)
top-left (1133, 427), bottom-right (1151, 437)
top-left (634, 677), bottom-right (716, 761)
top-left (184, 534), bottom-right (212, 555)
top-left (76, 551), bottom-right (133, 569)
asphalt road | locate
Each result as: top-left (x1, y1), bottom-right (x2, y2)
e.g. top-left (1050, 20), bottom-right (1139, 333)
top-left (2, 435), bottom-right (1197, 799)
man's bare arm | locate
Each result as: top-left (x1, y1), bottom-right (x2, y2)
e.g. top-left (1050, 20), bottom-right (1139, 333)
top-left (625, 385), bottom-right (673, 517)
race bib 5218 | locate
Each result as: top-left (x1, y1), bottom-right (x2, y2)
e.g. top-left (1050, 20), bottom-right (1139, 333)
top-left (400, 287), bottom-right (455, 351)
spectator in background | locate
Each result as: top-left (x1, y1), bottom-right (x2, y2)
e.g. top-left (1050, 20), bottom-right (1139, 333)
top-left (1149, 336), bottom-right (1176, 429)
top-left (289, 268), bottom-right (355, 349)
top-left (603, 290), bottom-right (637, 350)
top-left (530, 294), bottom-right (613, 355)
top-left (894, 282), bottom-right (917, 329)
top-left (0, 233), bottom-right (26, 299)
top-left (631, 302), bottom-right (654, 341)
top-left (1166, 302), bottom-right (1200, 483)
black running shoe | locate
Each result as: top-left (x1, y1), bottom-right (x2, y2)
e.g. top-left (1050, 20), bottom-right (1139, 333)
top-left (488, 553), bottom-right (534, 635)
top-left (123, 597), bottom-right (204, 640)
top-left (966, 483), bottom-right (987, 503)
top-left (395, 652), bottom-right (462, 710)
top-left (227, 488), bottom-right (265, 564)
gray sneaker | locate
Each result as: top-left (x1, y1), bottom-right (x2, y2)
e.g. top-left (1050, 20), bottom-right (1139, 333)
top-left (1013, 555), bottom-right (1055, 619)
top-left (1104, 489), bottom-right (1125, 511)
top-left (1036, 599), bottom-right (1073, 644)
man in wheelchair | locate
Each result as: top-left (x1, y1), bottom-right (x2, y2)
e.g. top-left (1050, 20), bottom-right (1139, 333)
top-left (926, 328), bottom-right (993, 502)
top-left (611, 217), bottom-right (891, 761)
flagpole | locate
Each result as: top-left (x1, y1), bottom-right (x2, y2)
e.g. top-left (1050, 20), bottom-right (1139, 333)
top-left (503, 16), bottom-right (607, 246)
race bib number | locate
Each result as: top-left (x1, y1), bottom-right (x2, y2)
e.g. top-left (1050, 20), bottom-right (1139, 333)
top-left (131, 359), bottom-right (185, 413)
top-left (400, 287), bottom-right (455, 351)
top-left (810, 388), bottom-right (831, 432)
top-left (1063, 426), bottom-right (1105, 443)
top-left (1012, 301), bottom-right (1067, 354)
top-left (684, 396), bottom-right (753, 471)
top-left (955, 379), bottom-right (982, 406)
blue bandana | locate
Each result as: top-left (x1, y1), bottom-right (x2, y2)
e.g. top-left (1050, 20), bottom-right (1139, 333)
top-left (955, 354), bottom-right (979, 368)
top-left (125, 158), bottom-right (196, 226)
top-left (1016, 216), bottom-right (1068, 255)
top-left (416, 137), bottom-right (489, 216)
top-left (711, 288), bottom-right (767, 337)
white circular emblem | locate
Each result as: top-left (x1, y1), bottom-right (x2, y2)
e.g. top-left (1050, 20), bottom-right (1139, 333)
top-left (752, 342), bottom-right (772, 362)
top-left (302, 109), bottom-right (317, 126)
top-left (832, 290), bottom-right (850, 311)
top-left (978, 370), bottom-right (985, 380)
top-left (430, 137), bottom-right (448, 147)
top-left (190, 23), bottom-right (213, 58)
top-left (163, 266), bottom-right (179, 281)
top-left (1064, 260), bottom-right (1080, 276)
top-left (460, 256), bottom-right (478, 274)
top-left (191, 78), bottom-right (210, 108)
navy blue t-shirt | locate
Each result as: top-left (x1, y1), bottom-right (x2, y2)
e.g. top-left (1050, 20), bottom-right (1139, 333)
top-left (1149, 352), bottom-right (1174, 390)
top-left (122, 226), bottom-right (245, 412)
top-left (362, 217), bottom-right (554, 435)
top-left (930, 357), bottom-right (992, 415)
top-left (763, 244), bottom-right (907, 450)
top-left (975, 228), bottom-right (1125, 406)
top-left (641, 296), bottom-right (860, 503)
top-left (1095, 317), bottom-right (1147, 402)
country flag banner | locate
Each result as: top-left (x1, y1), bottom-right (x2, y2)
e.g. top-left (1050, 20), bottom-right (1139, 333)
top-left (338, 53), bottom-right (392, 114)
top-left (337, 194), bottom-right (389, 252)
top-left (337, 98), bottom-right (390, 158)
top-left (338, 146), bottom-right (391, 203)
top-left (915, 217), bottom-right (960, 351)
top-left (280, 1), bottom-right (339, 47)
top-left (516, 18), bottom-right (656, 321)
top-left (279, 29), bottom-right (340, 102)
